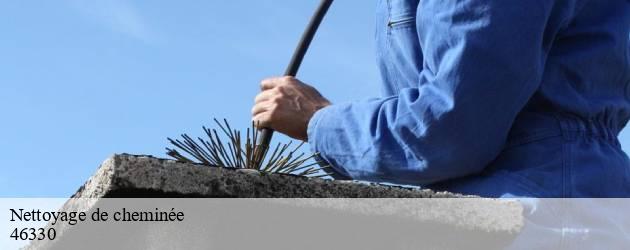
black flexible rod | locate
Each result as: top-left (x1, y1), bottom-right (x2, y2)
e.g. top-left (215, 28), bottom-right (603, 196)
top-left (254, 0), bottom-right (334, 167)
top-left (283, 0), bottom-right (334, 77)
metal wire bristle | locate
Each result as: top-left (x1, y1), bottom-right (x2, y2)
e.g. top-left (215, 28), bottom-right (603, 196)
top-left (166, 119), bottom-right (330, 177)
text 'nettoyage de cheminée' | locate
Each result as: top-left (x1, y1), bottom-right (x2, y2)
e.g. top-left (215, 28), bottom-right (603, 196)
top-left (10, 208), bottom-right (185, 226)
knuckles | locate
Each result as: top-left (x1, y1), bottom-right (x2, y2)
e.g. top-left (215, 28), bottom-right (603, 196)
top-left (270, 96), bottom-right (282, 105)
top-left (273, 88), bottom-right (286, 98)
top-left (254, 76), bottom-right (304, 127)
top-left (259, 76), bottom-right (301, 90)
top-left (282, 76), bottom-right (295, 82)
top-left (260, 79), bottom-right (271, 88)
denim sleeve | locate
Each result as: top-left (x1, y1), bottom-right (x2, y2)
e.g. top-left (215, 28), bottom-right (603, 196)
top-left (308, 0), bottom-right (555, 185)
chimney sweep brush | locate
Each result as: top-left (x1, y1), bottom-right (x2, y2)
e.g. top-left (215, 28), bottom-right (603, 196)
top-left (166, 0), bottom-right (334, 177)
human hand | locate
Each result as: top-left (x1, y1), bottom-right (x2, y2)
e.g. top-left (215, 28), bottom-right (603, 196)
top-left (252, 76), bottom-right (331, 141)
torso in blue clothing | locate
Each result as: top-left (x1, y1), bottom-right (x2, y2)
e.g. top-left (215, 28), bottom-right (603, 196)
top-left (307, 0), bottom-right (630, 197)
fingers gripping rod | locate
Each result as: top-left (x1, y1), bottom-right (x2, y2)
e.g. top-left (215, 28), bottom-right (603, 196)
top-left (253, 0), bottom-right (334, 167)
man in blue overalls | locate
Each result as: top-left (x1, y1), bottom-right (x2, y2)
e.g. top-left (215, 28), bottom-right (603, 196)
top-left (252, 0), bottom-right (630, 197)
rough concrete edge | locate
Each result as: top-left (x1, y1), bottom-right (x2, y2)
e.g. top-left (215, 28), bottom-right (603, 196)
top-left (99, 154), bottom-right (466, 198)
top-left (98, 154), bottom-right (523, 232)
top-left (72, 156), bottom-right (118, 199)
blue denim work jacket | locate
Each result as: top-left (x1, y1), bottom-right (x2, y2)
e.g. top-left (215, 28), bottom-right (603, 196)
top-left (307, 0), bottom-right (630, 197)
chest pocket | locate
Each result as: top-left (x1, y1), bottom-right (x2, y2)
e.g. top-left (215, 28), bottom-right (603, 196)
top-left (387, 13), bottom-right (416, 29)
top-left (380, 0), bottom-right (423, 92)
top-left (387, 0), bottom-right (419, 29)
top-left (388, 15), bottom-right (416, 29)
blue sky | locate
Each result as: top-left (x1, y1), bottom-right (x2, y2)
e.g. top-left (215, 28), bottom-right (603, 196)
top-left (1, 1), bottom-right (629, 197)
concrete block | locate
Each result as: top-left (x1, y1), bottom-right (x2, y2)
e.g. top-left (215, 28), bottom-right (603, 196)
top-left (25, 154), bottom-right (524, 250)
